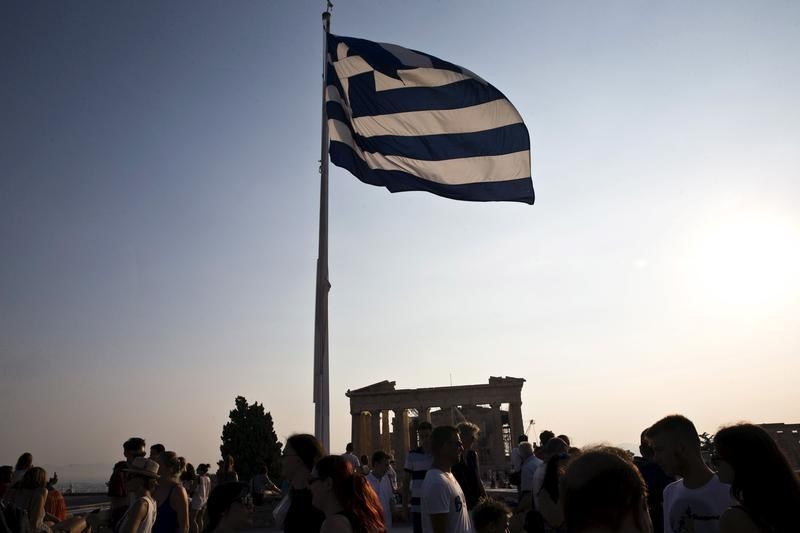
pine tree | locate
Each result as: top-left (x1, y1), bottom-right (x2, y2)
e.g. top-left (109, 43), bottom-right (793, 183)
top-left (220, 396), bottom-right (283, 481)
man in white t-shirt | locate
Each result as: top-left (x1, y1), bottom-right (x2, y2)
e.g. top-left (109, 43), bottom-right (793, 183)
top-left (421, 425), bottom-right (474, 533)
top-left (648, 415), bottom-right (732, 533)
top-left (367, 450), bottom-right (395, 530)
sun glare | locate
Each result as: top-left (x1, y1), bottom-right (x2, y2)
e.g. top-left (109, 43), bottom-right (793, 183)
top-left (689, 211), bottom-right (800, 312)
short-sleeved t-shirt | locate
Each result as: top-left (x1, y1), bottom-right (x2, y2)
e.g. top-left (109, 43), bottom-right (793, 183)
top-left (404, 447), bottom-right (433, 513)
top-left (341, 452), bottom-right (361, 471)
top-left (663, 474), bottom-right (732, 533)
top-left (367, 472), bottom-right (394, 529)
top-left (421, 469), bottom-right (474, 533)
top-left (520, 455), bottom-right (543, 493)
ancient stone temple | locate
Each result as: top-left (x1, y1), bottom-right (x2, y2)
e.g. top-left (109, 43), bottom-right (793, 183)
top-left (345, 377), bottom-right (526, 473)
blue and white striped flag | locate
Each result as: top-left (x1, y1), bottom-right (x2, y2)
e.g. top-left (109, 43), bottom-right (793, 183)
top-left (326, 34), bottom-right (534, 204)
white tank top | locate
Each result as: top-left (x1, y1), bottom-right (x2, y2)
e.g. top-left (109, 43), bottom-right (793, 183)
top-left (120, 495), bottom-right (157, 533)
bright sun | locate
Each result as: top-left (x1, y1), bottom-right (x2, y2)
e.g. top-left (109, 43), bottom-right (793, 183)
top-left (690, 210), bottom-right (800, 312)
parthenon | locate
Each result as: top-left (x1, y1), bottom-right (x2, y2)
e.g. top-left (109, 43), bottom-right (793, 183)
top-left (346, 376), bottom-right (526, 471)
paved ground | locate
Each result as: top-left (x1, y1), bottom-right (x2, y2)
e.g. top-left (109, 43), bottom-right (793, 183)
top-left (68, 488), bottom-right (518, 532)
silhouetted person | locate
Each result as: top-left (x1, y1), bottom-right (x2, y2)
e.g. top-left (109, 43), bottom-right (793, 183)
top-left (110, 437), bottom-right (147, 528)
top-left (0, 466), bottom-right (13, 499)
top-left (204, 482), bottom-right (253, 533)
top-left (118, 457), bottom-right (159, 533)
top-left (535, 431), bottom-right (555, 461)
top-left (713, 423), bottom-right (800, 533)
top-left (341, 442), bottom-right (361, 471)
top-left (635, 427), bottom-right (675, 533)
top-left (511, 435), bottom-right (528, 474)
top-left (190, 464), bottom-right (211, 533)
top-left (472, 498), bottom-right (511, 533)
top-left (215, 456), bottom-right (238, 485)
top-left (281, 433), bottom-right (326, 533)
top-left (366, 451), bottom-right (394, 529)
top-left (649, 415), bottom-right (730, 533)
top-left (452, 422), bottom-right (486, 510)
top-left (153, 451), bottom-right (189, 533)
top-left (420, 425), bottom-right (473, 533)
top-left (11, 453), bottom-right (33, 485)
top-left (150, 444), bottom-right (166, 461)
top-left (562, 446), bottom-right (653, 533)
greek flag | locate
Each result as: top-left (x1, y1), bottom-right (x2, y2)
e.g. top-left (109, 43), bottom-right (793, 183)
top-left (326, 34), bottom-right (534, 204)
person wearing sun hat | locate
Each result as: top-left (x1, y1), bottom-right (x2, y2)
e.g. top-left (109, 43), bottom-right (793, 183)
top-left (204, 482), bottom-right (253, 533)
top-left (118, 457), bottom-right (159, 533)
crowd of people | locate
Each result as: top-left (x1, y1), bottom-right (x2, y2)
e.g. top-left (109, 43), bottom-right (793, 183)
top-left (1, 414), bottom-right (798, 533)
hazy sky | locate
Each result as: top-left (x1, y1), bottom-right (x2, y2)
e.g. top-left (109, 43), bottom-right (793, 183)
top-left (2, 1), bottom-right (799, 475)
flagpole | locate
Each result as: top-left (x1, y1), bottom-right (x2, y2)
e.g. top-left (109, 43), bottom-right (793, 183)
top-left (314, 5), bottom-right (332, 452)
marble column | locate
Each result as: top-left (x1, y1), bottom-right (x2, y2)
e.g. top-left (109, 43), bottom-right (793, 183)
top-left (490, 403), bottom-right (506, 468)
top-left (351, 412), bottom-right (361, 454)
top-left (418, 407), bottom-right (431, 423)
top-left (381, 410), bottom-right (391, 451)
top-left (509, 402), bottom-right (525, 444)
top-left (370, 410), bottom-right (382, 456)
top-left (393, 408), bottom-right (410, 469)
top-left (409, 419), bottom-right (420, 448)
top-left (360, 413), bottom-right (371, 456)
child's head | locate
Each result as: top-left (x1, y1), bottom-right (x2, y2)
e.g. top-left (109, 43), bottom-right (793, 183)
top-left (472, 498), bottom-right (511, 533)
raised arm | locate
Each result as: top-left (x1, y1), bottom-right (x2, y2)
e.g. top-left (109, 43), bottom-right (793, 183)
top-left (28, 488), bottom-right (47, 530)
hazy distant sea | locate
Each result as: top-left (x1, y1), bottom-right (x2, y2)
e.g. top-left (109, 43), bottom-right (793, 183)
top-left (40, 464), bottom-right (111, 493)
top-left (61, 480), bottom-right (107, 493)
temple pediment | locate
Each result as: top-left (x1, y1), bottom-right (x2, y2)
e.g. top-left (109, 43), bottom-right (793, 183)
top-left (346, 380), bottom-right (397, 395)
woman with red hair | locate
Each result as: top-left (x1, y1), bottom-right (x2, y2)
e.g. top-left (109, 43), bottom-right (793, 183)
top-left (309, 455), bottom-right (386, 533)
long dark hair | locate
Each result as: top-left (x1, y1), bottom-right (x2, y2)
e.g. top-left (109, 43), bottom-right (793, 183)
top-left (180, 463), bottom-right (196, 483)
top-left (204, 482), bottom-right (248, 533)
top-left (314, 455), bottom-right (386, 533)
top-left (287, 434), bottom-right (325, 472)
top-left (539, 453), bottom-right (569, 502)
top-left (21, 467), bottom-right (47, 490)
top-left (714, 424), bottom-right (800, 532)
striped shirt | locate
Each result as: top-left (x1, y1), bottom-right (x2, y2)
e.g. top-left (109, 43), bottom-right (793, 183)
top-left (404, 447), bottom-right (433, 513)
